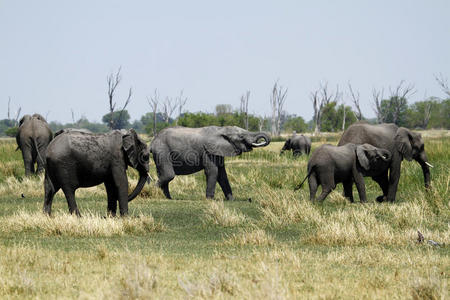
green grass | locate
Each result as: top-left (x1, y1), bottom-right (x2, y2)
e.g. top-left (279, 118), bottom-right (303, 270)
top-left (0, 133), bottom-right (448, 299)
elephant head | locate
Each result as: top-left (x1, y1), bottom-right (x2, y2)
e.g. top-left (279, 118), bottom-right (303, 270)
top-left (280, 138), bottom-right (292, 153)
top-left (32, 113), bottom-right (47, 123)
top-left (205, 126), bottom-right (271, 157)
top-left (394, 127), bottom-right (431, 187)
top-left (19, 115), bottom-right (32, 127)
top-left (122, 129), bottom-right (150, 201)
top-left (356, 143), bottom-right (391, 172)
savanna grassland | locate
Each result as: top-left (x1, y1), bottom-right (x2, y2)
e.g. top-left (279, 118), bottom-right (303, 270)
top-left (0, 132), bottom-right (448, 299)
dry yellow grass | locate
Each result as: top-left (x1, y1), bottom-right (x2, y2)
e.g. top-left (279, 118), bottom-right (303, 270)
top-left (223, 228), bottom-right (275, 247)
top-left (203, 200), bottom-right (248, 227)
top-left (0, 210), bottom-right (165, 237)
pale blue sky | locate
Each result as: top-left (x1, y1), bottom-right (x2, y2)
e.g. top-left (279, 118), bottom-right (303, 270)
top-left (1, 1), bottom-right (449, 123)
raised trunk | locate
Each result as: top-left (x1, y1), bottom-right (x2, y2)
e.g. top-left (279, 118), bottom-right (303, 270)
top-left (128, 172), bottom-right (149, 202)
top-left (250, 132), bottom-right (271, 147)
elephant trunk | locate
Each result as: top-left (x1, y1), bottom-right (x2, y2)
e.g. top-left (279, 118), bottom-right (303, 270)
top-left (416, 151), bottom-right (431, 188)
top-left (250, 133), bottom-right (271, 147)
top-left (378, 149), bottom-right (391, 162)
top-left (128, 172), bottom-right (148, 202)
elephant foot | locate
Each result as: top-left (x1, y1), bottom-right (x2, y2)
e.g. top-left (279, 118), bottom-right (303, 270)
top-left (225, 194), bottom-right (234, 201)
top-left (376, 195), bottom-right (386, 203)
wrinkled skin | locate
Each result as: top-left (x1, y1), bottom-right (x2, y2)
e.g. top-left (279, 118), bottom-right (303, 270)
top-left (151, 126), bottom-right (271, 200)
top-left (16, 114), bottom-right (53, 175)
top-left (280, 134), bottom-right (311, 157)
top-left (338, 122), bottom-right (431, 202)
top-left (43, 129), bottom-right (149, 217)
top-left (303, 143), bottom-right (391, 203)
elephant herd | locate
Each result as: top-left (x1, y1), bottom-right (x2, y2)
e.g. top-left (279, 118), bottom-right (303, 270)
top-left (15, 114), bottom-right (432, 217)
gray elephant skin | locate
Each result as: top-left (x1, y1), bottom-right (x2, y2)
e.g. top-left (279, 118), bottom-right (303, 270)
top-left (297, 143), bottom-right (391, 203)
top-left (338, 122), bottom-right (431, 202)
top-left (43, 129), bottom-right (149, 216)
top-left (150, 126), bottom-right (271, 200)
top-left (16, 114), bottom-right (53, 175)
top-left (280, 134), bottom-right (311, 156)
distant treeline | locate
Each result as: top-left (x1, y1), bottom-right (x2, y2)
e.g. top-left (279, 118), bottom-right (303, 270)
top-left (0, 97), bottom-right (449, 137)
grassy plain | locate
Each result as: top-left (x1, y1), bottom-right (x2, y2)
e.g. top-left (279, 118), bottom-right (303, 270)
top-left (0, 132), bottom-right (448, 299)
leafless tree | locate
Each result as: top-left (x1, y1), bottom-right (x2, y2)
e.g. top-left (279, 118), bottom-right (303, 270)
top-left (147, 89), bottom-right (159, 136)
top-left (14, 107), bottom-right (22, 126)
top-left (240, 90), bottom-right (250, 130)
top-left (311, 82), bottom-right (340, 134)
top-left (388, 81), bottom-right (416, 125)
top-left (7, 97), bottom-right (11, 120)
top-left (161, 96), bottom-right (178, 124)
top-left (423, 101), bottom-right (433, 129)
top-left (258, 115), bottom-right (265, 132)
top-left (341, 100), bottom-right (347, 131)
top-left (434, 73), bottom-right (450, 97)
top-left (372, 88), bottom-right (384, 124)
top-left (270, 81), bottom-right (287, 136)
top-left (175, 90), bottom-right (188, 125)
top-left (348, 82), bottom-right (363, 120)
top-left (106, 67), bottom-right (132, 129)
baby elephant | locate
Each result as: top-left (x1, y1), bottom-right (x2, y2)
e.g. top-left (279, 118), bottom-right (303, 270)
top-left (296, 143), bottom-right (391, 203)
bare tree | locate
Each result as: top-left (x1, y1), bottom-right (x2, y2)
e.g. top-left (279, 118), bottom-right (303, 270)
top-left (311, 82), bottom-right (339, 134)
top-left (106, 67), bottom-right (132, 129)
top-left (175, 90), bottom-right (188, 125)
top-left (348, 82), bottom-right (363, 120)
top-left (7, 97), bottom-right (11, 120)
top-left (341, 100), bottom-right (347, 131)
top-left (14, 107), bottom-right (22, 126)
top-left (258, 115), bottom-right (265, 132)
top-left (389, 81), bottom-right (416, 125)
top-left (434, 73), bottom-right (450, 97)
top-left (240, 90), bottom-right (250, 130)
top-left (161, 96), bottom-right (178, 124)
top-left (147, 89), bottom-right (159, 136)
top-left (372, 88), bottom-right (384, 124)
top-left (270, 81), bottom-right (287, 136)
top-left (423, 101), bottom-right (433, 129)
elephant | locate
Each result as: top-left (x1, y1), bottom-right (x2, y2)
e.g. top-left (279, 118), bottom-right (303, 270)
top-left (54, 128), bottom-right (92, 137)
top-left (338, 122), bottom-right (432, 202)
top-left (16, 114), bottom-right (53, 175)
top-left (150, 126), bottom-right (271, 200)
top-left (43, 129), bottom-right (149, 217)
top-left (296, 143), bottom-right (391, 203)
top-left (280, 134), bottom-right (311, 156)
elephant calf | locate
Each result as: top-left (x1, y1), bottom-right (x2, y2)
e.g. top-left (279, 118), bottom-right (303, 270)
top-left (280, 134), bottom-right (311, 157)
top-left (43, 129), bottom-right (149, 216)
top-left (296, 143), bottom-right (391, 203)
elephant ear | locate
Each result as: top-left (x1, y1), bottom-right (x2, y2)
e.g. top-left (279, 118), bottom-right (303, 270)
top-left (394, 128), bottom-right (413, 161)
top-left (356, 145), bottom-right (370, 171)
top-left (282, 138), bottom-right (291, 150)
top-left (122, 129), bottom-right (139, 168)
top-left (204, 135), bottom-right (240, 157)
top-left (19, 115), bottom-right (31, 127)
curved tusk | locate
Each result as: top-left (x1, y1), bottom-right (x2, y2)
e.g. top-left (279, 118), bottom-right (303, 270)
top-left (425, 162), bottom-right (434, 168)
top-left (252, 142), bottom-right (266, 147)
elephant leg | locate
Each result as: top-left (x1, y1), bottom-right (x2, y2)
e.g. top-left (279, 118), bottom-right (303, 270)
top-left (22, 150), bottom-right (34, 176)
top-left (43, 175), bottom-right (59, 215)
top-left (104, 180), bottom-right (118, 217)
top-left (372, 172), bottom-right (389, 203)
top-left (352, 169), bottom-right (367, 203)
top-left (61, 186), bottom-right (80, 217)
top-left (35, 146), bottom-right (46, 174)
top-left (217, 166), bottom-right (233, 200)
top-left (204, 164), bottom-right (218, 199)
top-left (112, 168), bottom-right (129, 216)
top-left (308, 172), bottom-right (318, 201)
top-left (386, 162), bottom-right (401, 202)
top-left (316, 172), bottom-right (334, 202)
top-left (155, 154), bottom-right (175, 199)
top-left (343, 179), bottom-right (354, 203)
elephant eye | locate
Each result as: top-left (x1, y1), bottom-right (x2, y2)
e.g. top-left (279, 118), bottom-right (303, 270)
top-left (142, 153), bottom-right (149, 161)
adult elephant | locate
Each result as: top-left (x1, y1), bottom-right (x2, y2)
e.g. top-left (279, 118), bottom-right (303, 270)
top-left (43, 129), bottom-right (149, 216)
top-left (151, 126), bottom-right (271, 200)
top-left (16, 114), bottom-right (53, 175)
top-left (338, 122), bottom-right (432, 202)
top-left (280, 134), bottom-right (311, 157)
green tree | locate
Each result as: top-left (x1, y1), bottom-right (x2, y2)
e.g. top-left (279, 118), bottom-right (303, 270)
top-left (102, 110), bottom-right (131, 130)
top-left (283, 115), bottom-right (307, 133)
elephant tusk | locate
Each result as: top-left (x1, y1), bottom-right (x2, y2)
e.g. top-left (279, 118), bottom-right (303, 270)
top-left (252, 142), bottom-right (267, 147)
top-left (425, 162), bottom-right (434, 168)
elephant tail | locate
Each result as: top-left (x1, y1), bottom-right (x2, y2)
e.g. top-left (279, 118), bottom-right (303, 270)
top-left (32, 137), bottom-right (45, 168)
top-left (294, 167), bottom-right (314, 191)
